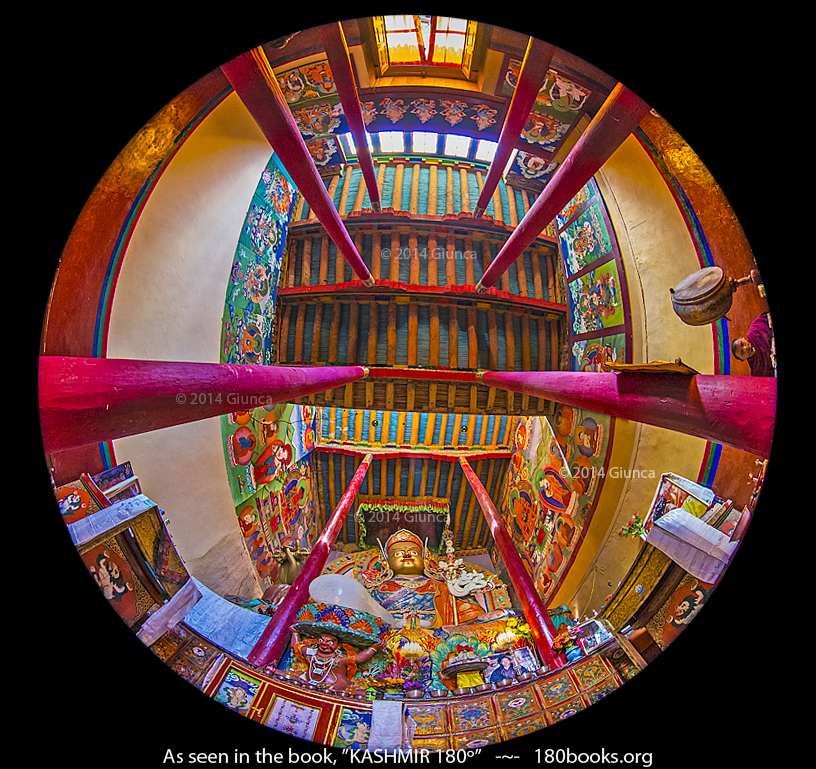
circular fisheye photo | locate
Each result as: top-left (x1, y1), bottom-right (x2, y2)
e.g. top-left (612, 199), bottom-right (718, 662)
top-left (38, 13), bottom-right (778, 763)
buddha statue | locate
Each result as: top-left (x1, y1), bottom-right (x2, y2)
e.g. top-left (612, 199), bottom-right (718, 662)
top-left (354, 528), bottom-right (492, 629)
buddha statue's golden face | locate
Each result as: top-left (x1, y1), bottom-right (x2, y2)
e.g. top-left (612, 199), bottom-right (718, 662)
top-left (386, 543), bottom-right (424, 576)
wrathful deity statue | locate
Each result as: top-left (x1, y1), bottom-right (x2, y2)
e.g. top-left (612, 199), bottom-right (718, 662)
top-left (290, 630), bottom-right (384, 692)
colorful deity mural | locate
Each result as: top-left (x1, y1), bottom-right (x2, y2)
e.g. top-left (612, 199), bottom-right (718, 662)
top-left (221, 403), bottom-right (318, 585)
top-left (222, 154), bottom-right (297, 365)
top-left (557, 179), bottom-right (631, 370)
top-left (219, 152), bottom-right (317, 584)
top-left (498, 405), bottom-right (612, 604)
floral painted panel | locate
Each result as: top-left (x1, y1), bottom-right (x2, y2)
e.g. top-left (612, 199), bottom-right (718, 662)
top-left (448, 698), bottom-right (495, 731)
top-left (536, 672), bottom-right (579, 708)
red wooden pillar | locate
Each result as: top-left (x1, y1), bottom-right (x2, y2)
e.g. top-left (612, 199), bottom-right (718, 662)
top-left (477, 83), bottom-right (651, 292)
top-left (38, 356), bottom-right (367, 453)
top-left (473, 37), bottom-right (555, 217)
top-left (320, 22), bottom-right (381, 213)
top-left (458, 456), bottom-right (558, 669)
top-left (248, 452), bottom-right (374, 668)
top-left (479, 370), bottom-right (776, 459)
top-left (221, 49), bottom-right (375, 286)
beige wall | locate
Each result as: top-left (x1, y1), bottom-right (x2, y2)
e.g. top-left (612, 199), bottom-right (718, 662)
top-left (106, 93), bottom-right (272, 597)
top-left (553, 133), bottom-right (712, 617)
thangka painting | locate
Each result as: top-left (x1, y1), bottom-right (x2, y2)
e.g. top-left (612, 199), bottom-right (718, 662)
top-left (551, 405), bottom-right (612, 522)
top-left (568, 261), bottom-right (624, 334)
top-left (560, 198), bottom-right (614, 277)
top-left (571, 334), bottom-right (625, 372)
top-left (555, 180), bottom-right (596, 230)
top-left (556, 178), bottom-right (631, 368)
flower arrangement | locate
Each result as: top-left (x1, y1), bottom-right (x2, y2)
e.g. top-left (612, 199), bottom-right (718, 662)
top-left (552, 627), bottom-right (578, 653)
top-left (618, 514), bottom-right (647, 539)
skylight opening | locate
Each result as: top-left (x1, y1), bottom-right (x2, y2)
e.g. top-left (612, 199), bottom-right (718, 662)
top-left (377, 15), bottom-right (472, 71)
top-left (343, 132), bottom-right (373, 156)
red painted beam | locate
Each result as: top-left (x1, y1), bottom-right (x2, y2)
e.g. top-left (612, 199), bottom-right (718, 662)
top-left (474, 37), bottom-right (556, 217)
top-left (38, 356), bottom-right (367, 453)
top-left (221, 49), bottom-right (374, 286)
top-left (320, 22), bottom-right (381, 213)
top-left (365, 367), bottom-right (480, 383)
top-left (278, 280), bottom-right (568, 314)
top-left (479, 370), bottom-right (776, 458)
top-left (458, 457), bottom-right (558, 668)
top-left (477, 83), bottom-right (651, 292)
top-left (248, 452), bottom-right (374, 668)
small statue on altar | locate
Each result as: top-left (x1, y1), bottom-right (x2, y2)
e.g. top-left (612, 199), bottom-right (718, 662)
top-left (290, 630), bottom-right (384, 692)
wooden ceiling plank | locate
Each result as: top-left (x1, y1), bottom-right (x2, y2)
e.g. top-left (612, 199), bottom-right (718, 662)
top-left (278, 303), bottom-right (292, 363)
top-left (427, 231), bottom-right (438, 287)
top-left (301, 237), bottom-right (312, 286)
top-left (531, 249), bottom-right (544, 300)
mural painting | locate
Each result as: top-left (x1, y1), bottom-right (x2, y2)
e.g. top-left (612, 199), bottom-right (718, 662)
top-left (568, 261), bottom-right (624, 335)
top-left (571, 334), bottom-right (625, 372)
top-left (557, 179), bottom-right (630, 370)
top-left (502, 60), bottom-right (592, 154)
top-left (560, 198), bottom-right (614, 277)
top-left (222, 403), bottom-right (318, 586)
top-left (80, 541), bottom-right (153, 627)
top-left (218, 152), bottom-right (315, 583)
top-left (221, 153), bottom-right (297, 366)
top-left (498, 406), bottom-right (612, 604)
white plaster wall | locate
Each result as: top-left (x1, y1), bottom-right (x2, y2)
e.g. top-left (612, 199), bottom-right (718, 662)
top-left (106, 93), bottom-right (273, 598)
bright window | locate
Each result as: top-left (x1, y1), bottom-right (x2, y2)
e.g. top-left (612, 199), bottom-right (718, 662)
top-left (378, 131), bottom-right (405, 153)
top-left (412, 132), bottom-right (438, 153)
top-left (343, 132), bottom-right (373, 156)
top-left (375, 15), bottom-right (475, 75)
top-left (475, 139), bottom-right (498, 162)
top-left (444, 134), bottom-right (471, 158)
